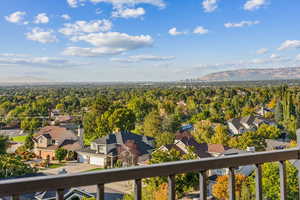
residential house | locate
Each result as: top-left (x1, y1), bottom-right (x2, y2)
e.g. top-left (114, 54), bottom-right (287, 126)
top-left (228, 115), bottom-right (276, 135)
top-left (77, 131), bottom-right (155, 168)
top-left (33, 126), bottom-right (82, 160)
top-left (257, 107), bottom-right (274, 116)
top-left (50, 109), bottom-right (61, 118)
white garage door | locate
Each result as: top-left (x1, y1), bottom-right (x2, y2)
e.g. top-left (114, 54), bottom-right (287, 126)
top-left (78, 154), bottom-right (89, 163)
top-left (90, 156), bottom-right (105, 166)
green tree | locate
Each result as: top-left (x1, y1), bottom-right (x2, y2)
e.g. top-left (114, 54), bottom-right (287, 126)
top-left (0, 136), bottom-right (8, 154)
top-left (0, 154), bottom-right (36, 178)
top-left (275, 101), bottom-right (283, 122)
top-left (211, 124), bottom-right (230, 146)
top-left (20, 118), bottom-right (41, 133)
top-left (24, 133), bottom-right (34, 150)
top-left (257, 124), bottom-right (281, 139)
top-left (55, 148), bottom-right (68, 162)
top-left (108, 108), bottom-right (136, 132)
top-left (248, 162), bottom-right (298, 200)
top-left (143, 111), bottom-right (163, 137)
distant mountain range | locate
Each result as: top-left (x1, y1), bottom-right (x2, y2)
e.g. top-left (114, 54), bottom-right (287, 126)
top-left (197, 67), bottom-right (300, 82)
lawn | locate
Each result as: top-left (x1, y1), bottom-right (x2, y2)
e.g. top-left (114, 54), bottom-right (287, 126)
top-left (84, 168), bottom-right (104, 172)
top-left (11, 135), bottom-right (27, 143)
top-left (48, 163), bottom-right (66, 169)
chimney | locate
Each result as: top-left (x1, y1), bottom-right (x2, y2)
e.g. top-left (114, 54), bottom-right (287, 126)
top-left (77, 125), bottom-right (84, 147)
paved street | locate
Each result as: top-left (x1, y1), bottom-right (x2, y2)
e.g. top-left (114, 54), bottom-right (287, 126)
top-left (41, 162), bottom-right (99, 175)
top-left (41, 162), bottom-right (132, 197)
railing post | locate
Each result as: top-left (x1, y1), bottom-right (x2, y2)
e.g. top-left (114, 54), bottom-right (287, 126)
top-left (96, 184), bottom-right (105, 200)
top-left (279, 161), bottom-right (287, 200)
top-left (199, 170), bottom-right (207, 200)
top-left (134, 179), bottom-right (142, 200)
top-left (168, 174), bottom-right (176, 200)
top-left (56, 188), bottom-right (64, 200)
top-left (228, 167), bottom-right (236, 200)
top-left (255, 164), bottom-right (263, 200)
top-left (296, 129), bottom-right (300, 200)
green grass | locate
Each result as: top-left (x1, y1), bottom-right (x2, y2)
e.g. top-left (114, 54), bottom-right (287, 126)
top-left (84, 168), bottom-right (104, 172)
top-left (48, 163), bottom-right (65, 169)
top-left (11, 135), bottom-right (27, 143)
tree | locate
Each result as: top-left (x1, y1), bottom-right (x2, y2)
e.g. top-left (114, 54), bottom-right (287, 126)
top-left (24, 133), bottom-right (34, 150)
top-left (161, 114), bottom-right (181, 133)
top-left (0, 136), bottom-right (8, 154)
top-left (108, 108), bottom-right (136, 132)
top-left (257, 124), bottom-right (281, 139)
top-left (212, 174), bottom-right (248, 200)
top-left (155, 132), bottom-right (175, 147)
top-left (192, 120), bottom-right (213, 144)
top-left (55, 148), bottom-right (68, 162)
top-left (275, 101), bottom-right (283, 122)
top-left (248, 162), bottom-right (298, 200)
top-left (20, 118), bottom-right (41, 133)
top-left (211, 124), bottom-right (230, 146)
top-left (127, 97), bottom-right (153, 122)
top-left (147, 149), bottom-right (198, 198)
top-left (143, 111), bottom-right (163, 137)
top-left (0, 154), bottom-right (36, 178)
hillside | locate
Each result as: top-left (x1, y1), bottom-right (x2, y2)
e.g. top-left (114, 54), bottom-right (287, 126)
top-left (197, 67), bottom-right (300, 82)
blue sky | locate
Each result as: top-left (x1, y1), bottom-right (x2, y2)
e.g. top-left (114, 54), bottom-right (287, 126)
top-left (0, 0), bottom-right (300, 82)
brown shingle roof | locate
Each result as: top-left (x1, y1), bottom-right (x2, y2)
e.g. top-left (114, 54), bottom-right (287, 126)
top-left (34, 126), bottom-right (81, 151)
top-left (208, 144), bottom-right (231, 154)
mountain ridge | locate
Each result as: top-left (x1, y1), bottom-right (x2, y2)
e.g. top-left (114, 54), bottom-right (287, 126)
top-left (197, 67), bottom-right (300, 82)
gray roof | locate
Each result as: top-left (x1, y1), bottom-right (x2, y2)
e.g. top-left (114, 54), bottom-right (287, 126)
top-left (80, 131), bottom-right (155, 157)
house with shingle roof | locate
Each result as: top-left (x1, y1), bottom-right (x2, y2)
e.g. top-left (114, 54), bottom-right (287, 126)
top-left (77, 131), bottom-right (155, 168)
top-left (228, 115), bottom-right (275, 135)
top-left (33, 126), bottom-right (82, 160)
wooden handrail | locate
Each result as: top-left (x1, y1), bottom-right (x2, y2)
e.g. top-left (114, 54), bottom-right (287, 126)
top-left (0, 148), bottom-right (299, 197)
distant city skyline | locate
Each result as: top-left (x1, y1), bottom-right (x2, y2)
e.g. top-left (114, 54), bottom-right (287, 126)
top-left (0, 0), bottom-right (300, 82)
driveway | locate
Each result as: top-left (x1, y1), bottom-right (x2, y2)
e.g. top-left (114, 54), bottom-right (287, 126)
top-left (41, 162), bottom-right (99, 175)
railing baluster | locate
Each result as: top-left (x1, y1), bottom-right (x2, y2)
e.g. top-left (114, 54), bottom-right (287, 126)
top-left (168, 174), bottom-right (176, 200)
top-left (96, 184), bottom-right (105, 200)
top-left (255, 164), bottom-right (263, 200)
top-left (199, 170), bottom-right (207, 200)
top-left (134, 179), bottom-right (142, 200)
top-left (56, 188), bottom-right (64, 200)
top-left (228, 167), bottom-right (236, 200)
top-left (279, 161), bottom-right (287, 200)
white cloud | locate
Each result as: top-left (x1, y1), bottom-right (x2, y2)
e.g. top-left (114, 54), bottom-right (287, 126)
top-left (244, 0), bottom-right (267, 11)
top-left (67, 0), bottom-right (165, 8)
top-left (202, 0), bottom-right (219, 12)
top-left (278, 40), bottom-right (300, 51)
top-left (5, 11), bottom-right (26, 24)
top-left (111, 55), bottom-right (175, 62)
top-left (34, 13), bottom-right (49, 24)
top-left (193, 26), bottom-right (209, 34)
top-left (168, 27), bottom-right (186, 36)
top-left (256, 48), bottom-right (268, 54)
top-left (112, 7), bottom-right (145, 18)
top-left (96, 8), bottom-right (102, 14)
top-left (270, 54), bottom-right (280, 59)
top-left (63, 32), bottom-right (153, 56)
top-left (296, 54), bottom-right (300, 61)
top-left (26, 28), bottom-right (58, 43)
top-left (0, 53), bottom-right (86, 68)
top-left (61, 14), bottom-right (71, 20)
top-left (59, 20), bottom-right (112, 36)
top-left (224, 20), bottom-right (260, 28)
top-left (67, 0), bottom-right (85, 7)
top-left (90, 0), bottom-right (166, 8)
